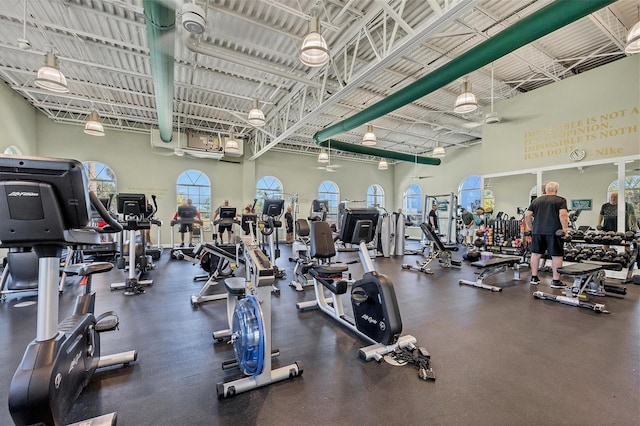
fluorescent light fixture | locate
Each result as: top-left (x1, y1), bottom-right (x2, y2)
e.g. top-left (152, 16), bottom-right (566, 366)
top-left (453, 79), bottom-right (477, 114)
top-left (625, 21), bottom-right (640, 54)
top-left (84, 112), bottom-right (105, 136)
top-left (35, 52), bottom-right (69, 93)
top-left (378, 159), bottom-right (388, 170)
top-left (318, 151), bottom-right (329, 163)
top-left (362, 124), bottom-right (377, 146)
top-left (247, 99), bottom-right (266, 126)
top-left (300, 16), bottom-right (329, 67)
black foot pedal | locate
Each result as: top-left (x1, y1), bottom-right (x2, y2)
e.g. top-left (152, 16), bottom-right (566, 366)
top-left (95, 311), bottom-right (120, 332)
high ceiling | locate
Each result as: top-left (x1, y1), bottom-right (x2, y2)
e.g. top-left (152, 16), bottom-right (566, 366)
top-left (0, 0), bottom-right (636, 163)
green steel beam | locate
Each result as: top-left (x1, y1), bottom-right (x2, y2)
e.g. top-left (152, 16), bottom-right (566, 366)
top-left (313, 0), bottom-right (616, 165)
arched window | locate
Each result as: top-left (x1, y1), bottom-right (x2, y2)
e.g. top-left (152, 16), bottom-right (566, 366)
top-left (177, 170), bottom-right (211, 220)
top-left (3, 146), bottom-right (22, 155)
top-left (256, 176), bottom-right (283, 214)
top-left (459, 175), bottom-right (482, 211)
top-left (367, 184), bottom-right (385, 209)
top-left (318, 181), bottom-right (340, 223)
top-left (403, 183), bottom-right (422, 226)
top-left (607, 176), bottom-right (640, 229)
top-left (83, 161), bottom-right (117, 199)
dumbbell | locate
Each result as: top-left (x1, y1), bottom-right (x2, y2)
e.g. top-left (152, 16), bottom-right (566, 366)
top-left (555, 229), bottom-right (571, 242)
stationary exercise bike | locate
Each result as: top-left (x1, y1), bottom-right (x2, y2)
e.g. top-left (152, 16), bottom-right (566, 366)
top-left (216, 234), bottom-right (303, 399)
top-left (296, 208), bottom-right (435, 379)
top-left (0, 155), bottom-right (137, 425)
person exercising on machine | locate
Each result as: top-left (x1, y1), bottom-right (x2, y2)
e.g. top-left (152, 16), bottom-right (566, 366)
top-left (173, 199), bottom-right (200, 247)
top-left (213, 200), bottom-right (234, 244)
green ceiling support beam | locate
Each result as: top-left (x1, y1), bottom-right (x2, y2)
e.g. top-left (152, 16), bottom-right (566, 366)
top-left (318, 139), bottom-right (441, 165)
top-left (313, 0), bottom-right (615, 164)
top-left (144, 0), bottom-right (175, 143)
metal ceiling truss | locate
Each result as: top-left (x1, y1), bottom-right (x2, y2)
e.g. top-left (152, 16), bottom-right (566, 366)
top-left (249, 0), bottom-right (477, 160)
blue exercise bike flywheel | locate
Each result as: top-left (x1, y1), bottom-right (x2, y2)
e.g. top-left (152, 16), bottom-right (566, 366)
top-left (231, 295), bottom-right (265, 376)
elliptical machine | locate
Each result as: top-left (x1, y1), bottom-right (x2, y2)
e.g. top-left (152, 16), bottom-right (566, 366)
top-left (111, 193), bottom-right (156, 295)
top-left (296, 208), bottom-right (435, 379)
top-left (0, 155), bottom-right (137, 425)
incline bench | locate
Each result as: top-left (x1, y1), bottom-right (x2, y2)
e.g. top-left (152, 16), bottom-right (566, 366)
top-left (459, 254), bottom-right (523, 292)
top-left (402, 223), bottom-right (461, 274)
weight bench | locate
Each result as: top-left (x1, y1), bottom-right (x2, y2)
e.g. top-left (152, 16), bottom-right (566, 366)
top-left (458, 255), bottom-right (523, 292)
top-left (532, 263), bottom-right (610, 314)
top-left (402, 223), bottom-right (461, 274)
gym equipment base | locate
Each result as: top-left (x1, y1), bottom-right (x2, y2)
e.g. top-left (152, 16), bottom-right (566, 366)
top-left (459, 255), bottom-right (523, 292)
top-left (532, 263), bottom-right (611, 314)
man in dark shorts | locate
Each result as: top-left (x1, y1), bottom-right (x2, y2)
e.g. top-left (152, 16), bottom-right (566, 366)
top-left (524, 182), bottom-right (569, 288)
top-left (213, 200), bottom-right (234, 244)
top-left (428, 203), bottom-right (439, 233)
top-left (173, 199), bottom-right (200, 247)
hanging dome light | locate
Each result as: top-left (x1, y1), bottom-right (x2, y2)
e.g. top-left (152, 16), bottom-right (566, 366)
top-left (362, 124), bottom-right (377, 146)
top-left (625, 21), bottom-right (640, 54)
top-left (225, 135), bottom-right (240, 154)
top-left (247, 99), bottom-right (266, 127)
top-left (35, 52), bottom-right (69, 93)
top-left (318, 151), bottom-right (329, 163)
top-left (300, 16), bottom-right (329, 67)
top-left (453, 79), bottom-right (477, 114)
top-left (83, 112), bottom-right (105, 136)
top-left (432, 139), bottom-right (445, 158)
top-left (378, 159), bottom-right (388, 170)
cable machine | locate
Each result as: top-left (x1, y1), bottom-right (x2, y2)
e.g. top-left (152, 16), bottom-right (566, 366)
top-left (423, 193), bottom-right (458, 245)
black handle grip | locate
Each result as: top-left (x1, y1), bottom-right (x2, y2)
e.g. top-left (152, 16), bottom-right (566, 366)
top-left (90, 191), bottom-right (123, 233)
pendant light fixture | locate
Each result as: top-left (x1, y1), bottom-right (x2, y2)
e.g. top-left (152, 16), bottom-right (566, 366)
top-left (626, 6), bottom-right (640, 54)
top-left (225, 134), bottom-right (240, 154)
top-left (318, 151), bottom-right (329, 163)
top-left (247, 99), bottom-right (266, 126)
top-left (453, 78), bottom-right (477, 114)
top-left (35, 52), bottom-right (69, 93)
top-left (84, 112), bottom-right (105, 136)
top-left (432, 140), bottom-right (445, 158)
top-left (362, 124), bottom-right (377, 146)
top-left (300, 15), bottom-right (329, 67)
top-left (378, 159), bottom-right (388, 170)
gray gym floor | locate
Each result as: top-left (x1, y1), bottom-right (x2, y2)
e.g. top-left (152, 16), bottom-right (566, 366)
top-left (0, 243), bottom-right (638, 425)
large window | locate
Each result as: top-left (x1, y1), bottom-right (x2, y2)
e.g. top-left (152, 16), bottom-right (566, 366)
top-left (177, 170), bottom-right (211, 220)
top-left (83, 161), bottom-right (117, 199)
top-left (403, 183), bottom-right (422, 226)
top-left (256, 176), bottom-right (283, 214)
top-left (318, 181), bottom-right (340, 223)
top-left (367, 184), bottom-right (385, 209)
top-left (459, 175), bottom-right (482, 211)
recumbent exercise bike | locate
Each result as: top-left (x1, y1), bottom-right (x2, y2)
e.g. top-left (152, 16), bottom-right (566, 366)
top-left (296, 208), bottom-right (435, 379)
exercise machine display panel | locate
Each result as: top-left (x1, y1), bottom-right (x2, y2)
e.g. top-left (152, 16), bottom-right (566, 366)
top-left (339, 208), bottom-right (379, 245)
top-left (0, 155), bottom-right (91, 234)
top-left (117, 193), bottom-right (147, 216)
top-left (262, 199), bottom-right (284, 217)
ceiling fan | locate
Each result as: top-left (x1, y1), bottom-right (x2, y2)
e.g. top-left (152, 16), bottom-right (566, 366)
top-left (461, 64), bottom-right (502, 129)
top-left (317, 143), bottom-right (342, 172)
top-left (410, 153), bottom-right (433, 180)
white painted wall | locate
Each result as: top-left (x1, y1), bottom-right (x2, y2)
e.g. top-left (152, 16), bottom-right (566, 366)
top-left (0, 55), bottom-right (638, 246)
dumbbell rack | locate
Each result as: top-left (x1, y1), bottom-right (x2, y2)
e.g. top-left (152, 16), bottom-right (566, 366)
top-left (561, 234), bottom-right (638, 284)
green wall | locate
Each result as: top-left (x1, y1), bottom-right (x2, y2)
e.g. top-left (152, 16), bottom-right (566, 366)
top-left (0, 82), bottom-right (37, 155)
